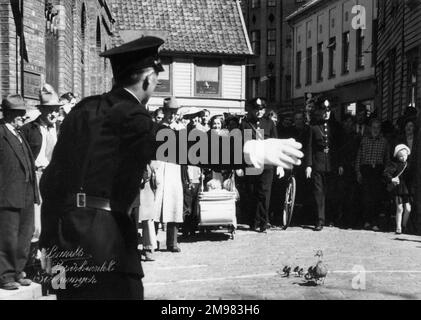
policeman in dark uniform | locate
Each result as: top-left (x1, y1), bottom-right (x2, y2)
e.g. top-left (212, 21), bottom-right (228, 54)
top-left (305, 98), bottom-right (343, 231)
top-left (39, 36), bottom-right (304, 300)
top-left (240, 98), bottom-right (283, 232)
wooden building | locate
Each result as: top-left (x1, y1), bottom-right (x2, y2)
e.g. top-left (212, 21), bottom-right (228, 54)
top-left (112, 0), bottom-right (253, 115)
top-left (375, 0), bottom-right (421, 122)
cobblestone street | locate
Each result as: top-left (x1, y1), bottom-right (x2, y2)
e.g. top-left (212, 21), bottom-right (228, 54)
top-left (143, 226), bottom-right (421, 300)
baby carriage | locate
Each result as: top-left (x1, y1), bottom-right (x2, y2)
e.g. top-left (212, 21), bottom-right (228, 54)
top-left (197, 171), bottom-right (238, 239)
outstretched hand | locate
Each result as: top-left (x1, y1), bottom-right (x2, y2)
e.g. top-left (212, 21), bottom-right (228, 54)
top-left (244, 138), bottom-right (303, 170)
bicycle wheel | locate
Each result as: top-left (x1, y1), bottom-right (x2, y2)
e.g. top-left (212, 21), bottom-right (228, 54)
top-left (282, 176), bottom-right (296, 230)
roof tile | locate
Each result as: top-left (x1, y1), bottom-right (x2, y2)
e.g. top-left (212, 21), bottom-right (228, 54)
top-left (112, 0), bottom-right (251, 56)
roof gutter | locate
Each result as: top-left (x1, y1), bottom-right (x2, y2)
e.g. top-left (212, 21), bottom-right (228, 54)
top-left (236, 0), bottom-right (253, 55)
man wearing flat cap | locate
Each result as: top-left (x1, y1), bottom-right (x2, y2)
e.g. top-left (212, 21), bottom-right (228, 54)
top-left (0, 95), bottom-right (40, 290)
top-left (39, 36), bottom-right (303, 300)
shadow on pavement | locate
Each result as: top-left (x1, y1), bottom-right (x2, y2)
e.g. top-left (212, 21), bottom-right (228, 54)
top-left (393, 238), bottom-right (421, 244)
top-left (178, 231), bottom-right (231, 243)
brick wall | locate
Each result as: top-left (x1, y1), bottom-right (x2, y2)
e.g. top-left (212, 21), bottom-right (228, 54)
top-left (0, 0), bottom-right (114, 107)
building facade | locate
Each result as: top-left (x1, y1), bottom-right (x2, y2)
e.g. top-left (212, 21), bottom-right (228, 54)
top-left (112, 0), bottom-right (252, 115)
top-left (287, 0), bottom-right (377, 118)
top-left (241, 0), bottom-right (305, 111)
top-left (0, 0), bottom-right (114, 106)
top-left (376, 0), bottom-right (421, 122)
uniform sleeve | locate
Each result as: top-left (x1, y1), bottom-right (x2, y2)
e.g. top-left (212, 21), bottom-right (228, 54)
top-left (112, 104), bottom-right (247, 170)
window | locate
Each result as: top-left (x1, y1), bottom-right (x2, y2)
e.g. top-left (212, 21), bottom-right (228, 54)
top-left (407, 50), bottom-right (419, 109)
top-left (306, 47), bottom-right (312, 85)
top-left (268, 76), bottom-right (276, 101)
top-left (267, 0), bottom-right (276, 7)
top-left (317, 42), bottom-right (324, 81)
top-left (296, 51), bottom-right (302, 87)
top-left (195, 60), bottom-right (221, 96)
top-left (267, 29), bottom-right (276, 56)
top-left (328, 37), bottom-right (336, 78)
top-left (252, 0), bottom-right (260, 9)
top-left (372, 19), bottom-right (378, 66)
top-left (342, 32), bottom-right (350, 74)
top-left (251, 31), bottom-right (261, 55)
top-left (356, 28), bottom-right (365, 69)
top-left (251, 77), bottom-right (259, 97)
top-left (155, 60), bottom-right (172, 94)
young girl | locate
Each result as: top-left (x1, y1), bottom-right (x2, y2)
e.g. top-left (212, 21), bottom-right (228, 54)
top-left (384, 144), bottom-right (412, 234)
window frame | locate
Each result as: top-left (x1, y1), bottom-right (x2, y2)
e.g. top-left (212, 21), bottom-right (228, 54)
top-left (252, 0), bottom-right (260, 9)
top-left (267, 0), bottom-right (276, 7)
top-left (328, 37), bottom-right (336, 79)
top-left (356, 28), bottom-right (365, 70)
top-left (296, 51), bottom-right (302, 88)
top-left (317, 42), bottom-right (324, 82)
top-left (342, 31), bottom-right (350, 74)
top-left (154, 58), bottom-right (173, 96)
top-left (267, 29), bottom-right (276, 56)
top-left (306, 47), bottom-right (313, 85)
top-left (194, 59), bottom-right (222, 97)
top-left (251, 30), bottom-right (261, 55)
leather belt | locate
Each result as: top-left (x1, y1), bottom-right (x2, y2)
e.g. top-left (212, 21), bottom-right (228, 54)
top-left (71, 194), bottom-right (112, 212)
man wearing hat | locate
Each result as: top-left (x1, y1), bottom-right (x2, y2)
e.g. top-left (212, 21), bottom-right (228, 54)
top-left (240, 97), bottom-right (282, 233)
top-left (21, 84), bottom-right (63, 242)
top-left (305, 97), bottom-right (343, 231)
top-left (0, 95), bottom-right (40, 290)
top-left (39, 36), bottom-right (303, 300)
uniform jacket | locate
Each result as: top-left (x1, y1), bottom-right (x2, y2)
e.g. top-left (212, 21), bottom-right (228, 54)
top-left (305, 120), bottom-right (343, 173)
top-left (240, 117), bottom-right (278, 140)
top-left (0, 123), bottom-right (40, 208)
top-left (39, 87), bottom-right (246, 275)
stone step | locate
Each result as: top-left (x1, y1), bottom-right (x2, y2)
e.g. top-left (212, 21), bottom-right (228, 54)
top-left (0, 283), bottom-right (43, 300)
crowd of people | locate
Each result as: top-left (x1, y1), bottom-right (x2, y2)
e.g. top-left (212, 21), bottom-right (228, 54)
top-left (0, 80), bottom-right (419, 291)
top-left (0, 35), bottom-right (419, 299)
top-left (135, 94), bottom-right (420, 262)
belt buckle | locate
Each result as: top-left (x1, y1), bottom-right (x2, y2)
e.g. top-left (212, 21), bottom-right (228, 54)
top-left (76, 193), bottom-right (86, 208)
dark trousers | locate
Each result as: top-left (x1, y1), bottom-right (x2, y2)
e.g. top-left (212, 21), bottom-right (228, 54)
top-left (360, 165), bottom-right (385, 225)
top-left (312, 171), bottom-right (337, 226)
top-left (56, 272), bottom-right (143, 300)
top-left (166, 222), bottom-right (179, 249)
top-left (337, 170), bottom-right (360, 228)
top-left (0, 205), bottom-right (34, 285)
top-left (245, 167), bottom-right (274, 228)
top-left (182, 183), bottom-right (200, 235)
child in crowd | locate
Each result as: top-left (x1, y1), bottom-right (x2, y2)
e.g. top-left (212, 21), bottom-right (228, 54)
top-left (384, 144), bottom-right (412, 234)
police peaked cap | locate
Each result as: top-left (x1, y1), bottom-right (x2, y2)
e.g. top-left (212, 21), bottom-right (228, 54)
top-left (313, 95), bottom-right (331, 111)
top-left (247, 97), bottom-right (267, 110)
top-left (100, 36), bottom-right (165, 78)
